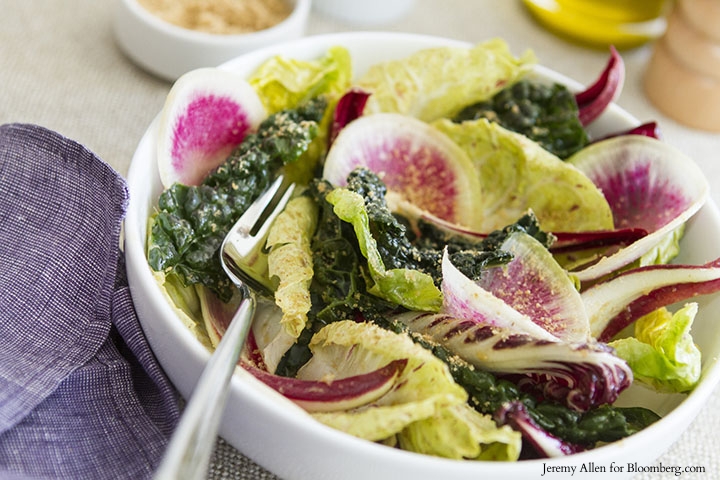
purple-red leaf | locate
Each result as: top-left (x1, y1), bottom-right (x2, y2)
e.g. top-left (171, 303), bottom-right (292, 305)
top-left (397, 310), bottom-right (632, 411)
top-left (584, 258), bottom-right (720, 341)
top-left (392, 199), bottom-right (646, 257)
top-left (243, 359), bottom-right (407, 412)
top-left (575, 46), bottom-right (625, 126)
top-left (494, 401), bottom-right (584, 457)
top-left (550, 228), bottom-right (648, 254)
top-left (329, 88), bottom-right (371, 146)
top-left (595, 121), bottom-right (662, 142)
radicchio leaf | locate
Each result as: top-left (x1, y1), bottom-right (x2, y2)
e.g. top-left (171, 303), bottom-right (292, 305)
top-left (575, 46), bottom-right (625, 127)
top-left (596, 121), bottom-right (662, 142)
top-left (390, 196), bottom-right (648, 258)
top-left (243, 359), bottom-right (407, 412)
top-left (329, 88), bottom-right (370, 145)
top-left (395, 244), bottom-right (632, 411)
top-left (395, 311), bottom-right (632, 411)
top-left (583, 258), bottom-right (720, 341)
top-left (494, 401), bottom-right (584, 457)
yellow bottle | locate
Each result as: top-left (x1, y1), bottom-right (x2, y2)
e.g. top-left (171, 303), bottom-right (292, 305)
top-left (522, 0), bottom-right (671, 49)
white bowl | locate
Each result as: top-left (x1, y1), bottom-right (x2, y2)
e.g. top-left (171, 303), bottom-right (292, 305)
top-left (113, 0), bottom-right (310, 81)
top-left (124, 32), bottom-right (720, 480)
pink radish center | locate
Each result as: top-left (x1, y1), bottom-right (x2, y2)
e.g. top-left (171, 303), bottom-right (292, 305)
top-left (171, 93), bottom-right (254, 185)
top-left (596, 160), bottom-right (687, 232)
top-left (351, 136), bottom-right (461, 221)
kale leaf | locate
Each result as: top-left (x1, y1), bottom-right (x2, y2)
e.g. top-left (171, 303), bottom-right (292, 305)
top-left (344, 167), bottom-right (527, 284)
top-left (148, 97), bottom-right (327, 302)
top-left (453, 79), bottom-right (589, 159)
top-left (529, 403), bottom-right (660, 446)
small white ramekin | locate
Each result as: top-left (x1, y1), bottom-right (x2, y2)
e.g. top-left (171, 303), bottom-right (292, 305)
top-left (113, 0), bottom-right (311, 81)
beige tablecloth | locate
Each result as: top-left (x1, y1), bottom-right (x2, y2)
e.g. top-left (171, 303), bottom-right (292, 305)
top-left (2, 1), bottom-right (719, 478)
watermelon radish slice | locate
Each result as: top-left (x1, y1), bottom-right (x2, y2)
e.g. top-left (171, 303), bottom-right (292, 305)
top-left (440, 249), bottom-right (558, 342)
top-left (322, 113), bottom-right (482, 229)
top-left (477, 232), bottom-right (590, 343)
top-left (156, 68), bottom-right (266, 187)
top-left (394, 308), bottom-right (632, 411)
top-left (569, 135), bottom-right (708, 282)
top-left (397, 246), bottom-right (632, 411)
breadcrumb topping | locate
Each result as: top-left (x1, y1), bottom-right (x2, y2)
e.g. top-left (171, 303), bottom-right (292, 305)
top-left (138, 0), bottom-right (292, 35)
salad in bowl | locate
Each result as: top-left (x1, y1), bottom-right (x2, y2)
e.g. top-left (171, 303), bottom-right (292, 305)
top-left (124, 32), bottom-right (720, 479)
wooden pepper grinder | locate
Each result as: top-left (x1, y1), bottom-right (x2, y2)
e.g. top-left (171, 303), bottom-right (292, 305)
top-left (644, 0), bottom-right (720, 131)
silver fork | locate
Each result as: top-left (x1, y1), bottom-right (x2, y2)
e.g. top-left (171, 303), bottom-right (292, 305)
top-left (154, 176), bottom-right (295, 480)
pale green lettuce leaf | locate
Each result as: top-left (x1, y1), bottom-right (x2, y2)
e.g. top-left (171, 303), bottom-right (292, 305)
top-left (356, 38), bottom-right (536, 122)
top-left (266, 195), bottom-right (318, 339)
top-left (248, 45), bottom-right (352, 114)
top-left (153, 270), bottom-right (212, 348)
top-left (325, 187), bottom-right (442, 312)
top-left (399, 403), bottom-right (521, 461)
top-left (610, 303), bottom-right (701, 393)
top-left (300, 321), bottom-right (519, 459)
top-left (432, 117), bottom-right (614, 233)
top-left (299, 321), bottom-right (464, 441)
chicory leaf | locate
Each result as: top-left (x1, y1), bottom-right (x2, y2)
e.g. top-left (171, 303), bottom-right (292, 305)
top-left (574, 46), bottom-right (625, 127)
top-left (583, 258), bottom-right (720, 341)
top-left (397, 248), bottom-right (632, 411)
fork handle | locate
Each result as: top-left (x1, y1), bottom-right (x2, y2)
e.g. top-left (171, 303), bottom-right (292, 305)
top-left (154, 292), bottom-right (256, 480)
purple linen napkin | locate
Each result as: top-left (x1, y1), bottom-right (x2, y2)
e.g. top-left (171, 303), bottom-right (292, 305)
top-left (0, 123), bottom-right (180, 479)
